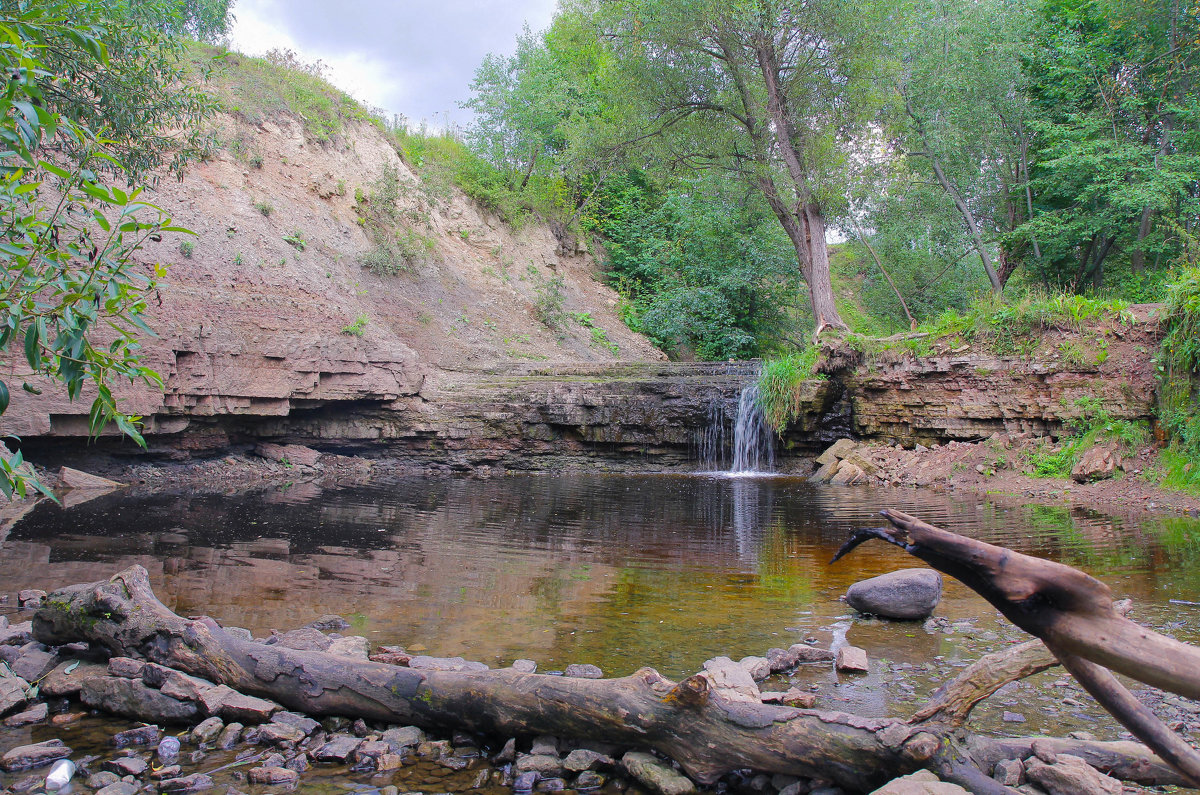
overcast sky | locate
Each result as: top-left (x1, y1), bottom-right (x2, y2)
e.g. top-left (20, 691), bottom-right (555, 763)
top-left (228, 0), bottom-right (558, 129)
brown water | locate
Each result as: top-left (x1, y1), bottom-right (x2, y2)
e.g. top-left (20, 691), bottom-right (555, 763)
top-left (4, 474), bottom-right (1200, 739)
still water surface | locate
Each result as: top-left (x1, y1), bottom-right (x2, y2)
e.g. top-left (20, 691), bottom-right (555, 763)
top-left (5, 474), bottom-right (1200, 693)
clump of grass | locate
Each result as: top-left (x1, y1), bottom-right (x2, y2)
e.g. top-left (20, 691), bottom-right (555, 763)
top-left (253, 199), bottom-right (273, 216)
top-left (756, 348), bottom-right (823, 433)
top-left (1026, 396), bottom-right (1149, 479)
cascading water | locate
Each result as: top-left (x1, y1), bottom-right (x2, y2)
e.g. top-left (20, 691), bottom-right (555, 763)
top-left (730, 383), bottom-right (774, 474)
top-left (696, 374), bottom-right (776, 474)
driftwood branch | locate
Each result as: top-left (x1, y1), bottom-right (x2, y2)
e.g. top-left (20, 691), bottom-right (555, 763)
top-left (833, 508), bottom-right (1200, 787)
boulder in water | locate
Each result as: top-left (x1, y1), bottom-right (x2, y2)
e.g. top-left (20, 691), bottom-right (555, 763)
top-left (845, 569), bottom-right (942, 620)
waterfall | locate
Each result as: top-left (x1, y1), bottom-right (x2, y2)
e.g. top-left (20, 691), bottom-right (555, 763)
top-left (697, 377), bottom-right (775, 474)
top-left (730, 384), bottom-right (774, 474)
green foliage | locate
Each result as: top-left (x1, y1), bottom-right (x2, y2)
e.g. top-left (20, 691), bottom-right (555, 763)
top-left (253, 200), bottom-right (273, 216)
top-left (197, 47), bottom-right (376, 145)
top-left (283, 230), bottom-right (306, 251)
top-left (756, 350), bottom-right (824, 433)
top-left (341, 314), bottom-right (369, 337)
top-left (354, 162), bottom-right (440, 275)
top-left (1156, 233), bottom-right (1200, 490)
top-left (0, 2), bottom-right (210, 498)
top-left (592, 173), bottom-right (799, 360)
top-left (529, 267), bottom-right (568, 330)
top-left (1026, 396), bottom-right (1149, 479)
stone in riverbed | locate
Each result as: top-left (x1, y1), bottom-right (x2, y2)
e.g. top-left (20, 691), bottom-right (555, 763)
top-left (407, 655), bottom-right (489, 672)
top-left (216, 722), bottom-right (243, 750)
top-left (868, 769), bottom-right (969, 793)
top-left (257, 722), bottom-right (306, 746)
top-left (271, 710), bottom-right (320, 735)
top-left (845, 568), bottom-right (943, 620)
top-left (11, 647), bottom-right (59, 682)
top-left (112, 725), bottom-right (161, 748)
top-left (312, 734), bottom-right (363, 762)
top-left (621, 751), bottom-right (697, 795)
top-left (198, 684), bottom-right (280, 722)
top-left (835, 646), bottom-right (869, 673)
top-left (327, 635), bottom-right (371, 659)
top-left (516, 754), bottom-right (566, 777)
top-left (564, 663), bottom-right (604, 679)
top-left (307, 614), bottom-right (351, 631)
top-left (511, 658), bottom-right (538, 673)
top-left (700, 656), bottom-right (761, 703)
top-left (0, 620), bottom-right (34, 646)
top-left (42, 660), bottom-right (107, 697)
top-left (738, 656), bottom-right (771, 681)
top-left (270, 627), bottom-right (332, 652)
top-left (248, 766), bottom-right (300, 785)
top-left (157, 773), bottom-right (215, 793)
top-left (0, 739), bottom-right (71, 771)
top-left (0, 675), bottom-right (28, 716)
top-left (103, 755), bottom-right (149, 777)
top-left (95, 781), bottom-right (141, 795)
top-left (107, 657), bottom-right (145, 678)
top-left (81, 675), bottom-right (199, 723)
top-left (3, 702), bottom-right (47, 726)
top-left (1025, 753), bottom-right (1122, 795)
top-left (564, 749), bottom-right (614, 772)
top-left (381, 725), bottom-right (425, 751)
top-left (190, 716), bottom-right (224, 744)
top-left (87, 771), bottom-right (122, 789)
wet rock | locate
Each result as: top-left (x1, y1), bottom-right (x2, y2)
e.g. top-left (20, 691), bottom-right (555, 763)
top-left (156, 670), bottom-right (214, 703)
top-left (513, 771), bottom-right (540, 792)
top-left (11, 648), bottom-right (58, 682)
top-left (327, 635), bottom-right (371, 659)
top-left (381, 726), bottom-right (425, 751)
top-left (868, 769), bottom-right (969, 793)
top-left (512, 659), bottom-right (538, 673)
top-left (0, 620), bottom-right (33, 646)
top-left (789, 644), bottom-right (834, 663)
top-left (816, 438), bottom-right (857, 467)
top-left (248, 766), bottom-right (300, 785)
top-left (0, 739), bottom-right (71, 771)
top-left (312, 734), bottom-right (363, 762)
top-left (271, 711), bottom-right (319, 735)
top-left (845, 569), bottom-right (943, 620)
top-left (835, 647), bottom-right (869, 673)
top-left (103, 755), bottom-right (149, 777)
top-left (369, 646), bottom-right (412, 666)
top-left (765, 647), bottom-right (800, 672)
top-left (440, 755), bottom-right (471, 771)
top-left (158, 773), bottom-right (215, 793)
top-left (112, 724), bottom-right (161, 747)
top-left (216, 722), bottom-right (243, 750)
top-left (108, 657), bottom-right (146, 678)
top-left (574, 771), bottom-right (606, 790)
top-left (17, 589), bottom-right (46, 608)
top-left (537, 776), bottom-right (567, 791)
top-left (530, 736), bottom-right (559, 756)
top-left (258, 722), bottom-right (306, 746)
top-left (564, 664), bottom-right (604, 679)
top-left (286, 753), bottom-right (312, 773)
top-left (95, 781), bottom-right (140, 795)
top-left (82, 675), bottom-right (199, 722)
top-left (1, 701), bottom-right (45, 727)
top-left (198, 685), bottom-right (280, 722)
top-left (407, 655), bottom-right (489, 672)
top-left (564, 749), bottom-right (614, 772)
top-left (351, 717), bottom-right (370, 736)
top-left (152, 765), bottom-right (183, 780)
top-left (492, 737), bottom-right (517, 763)
top-left (700, 656), bottom-right (761, 702)
top-left (1025, 753), bottom-right (1122, 794)
top-left (42, 660), bottom-right (106, 697)
top-left (621, 751), bottom-right (696, 795)
top-left (307, 614), bottom-right (351, 631)
top-left (87, 771), bottom-right (122, 788)
top-left (1072, 446), bottom-right (1120, 483)
top-left (0, 675), bottom-right (28, 716)
top-left (516, 754), bottom-right (566, 777)
top-left (1002, 711), bottom-right (1026, 723)
top-left (760, 689), bottom-right (816, 708)
top-left (191, 717), bottom-right (225, 744)
top-left (993, 758), bottom-right (1024, 787)
top-left (738, 656), bottom-right (771, 681)
top-left (271, 627), bottom-right (332, 652)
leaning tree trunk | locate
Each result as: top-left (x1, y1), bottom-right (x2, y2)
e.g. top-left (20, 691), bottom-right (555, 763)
top-left (32, 562), bottom-right (1196, 794)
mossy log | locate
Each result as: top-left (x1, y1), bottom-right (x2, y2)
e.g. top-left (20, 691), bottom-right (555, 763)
top-left (31, 559), bottom-right (1191, 794)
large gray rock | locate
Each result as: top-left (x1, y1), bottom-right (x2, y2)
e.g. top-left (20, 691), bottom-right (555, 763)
top-left (0, 739), bottom-right (71, 771)
top-left (0, 675), bottom-right (27, 716)
top-left (621, 751), bottom-right (696, 795)
top-left (1025, 753), bottom-right (1122, 795)
top-left (845, 568), bottom-right (943, 620)
top-left (81, 674), bottom-right (200, 723)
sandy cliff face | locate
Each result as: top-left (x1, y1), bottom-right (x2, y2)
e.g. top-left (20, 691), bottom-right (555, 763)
top-left (2, 112), bottom-right (663, 443)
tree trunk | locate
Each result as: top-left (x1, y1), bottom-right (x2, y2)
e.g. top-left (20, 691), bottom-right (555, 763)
top-left (928, 157), bottom-right (1003, 294)
top-left (1131, 204), bottom-right (1154, 275)
top-left (33, 565), bottom-right (1200, 794)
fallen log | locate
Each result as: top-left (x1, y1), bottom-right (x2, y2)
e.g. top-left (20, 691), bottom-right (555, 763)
top-left (30, 564), bottom-right (1197, 794)
top-left (834, 508), bottom-right (1200, 787)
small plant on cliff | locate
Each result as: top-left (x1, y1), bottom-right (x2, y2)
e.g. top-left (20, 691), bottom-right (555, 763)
top-left (254, 200), bottom-right (273, 216)
top-left (756, 349), bottom-right (824, 434)
top-left (179, 240), bottom-right (195, 259)
top-left (283, 230), bottom-right (307, 251)
top-left (530, 268), bottom-right (568, 331)
top-left (341, 314), bottom-right (369, 337)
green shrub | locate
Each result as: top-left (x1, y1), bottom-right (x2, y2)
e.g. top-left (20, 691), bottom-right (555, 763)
top-left (1026, 396), bottom-right (1149, 480)
top-left (283, 230), bottom-right (306, 251)
top-left (1156, 233), bottom-right (1200, 493)
top-left (253, 199), bottom-right (273, 216)
top-left (530, 267), bottom-right (568, 330)
top-left (179, 240), bottom-right (195, 259)
top-left (341, 313), bottom-right (369, 336)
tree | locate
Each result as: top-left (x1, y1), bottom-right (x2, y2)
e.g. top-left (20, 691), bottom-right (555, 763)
top-left (0, 0), bottom-right (227, 498)
top-left (597, 0), bottom-right (890, 336)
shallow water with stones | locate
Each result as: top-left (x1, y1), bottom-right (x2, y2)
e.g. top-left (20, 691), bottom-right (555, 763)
top-left (3, 474), bottom-right (1200, 792)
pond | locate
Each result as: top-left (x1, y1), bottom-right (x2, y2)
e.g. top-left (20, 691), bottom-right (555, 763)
top-left (5, 474), bottom-right (1200, 738)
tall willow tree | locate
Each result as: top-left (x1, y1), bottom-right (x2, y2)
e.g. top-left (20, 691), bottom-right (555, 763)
top-left (597, 0), bottom-right (889, 335)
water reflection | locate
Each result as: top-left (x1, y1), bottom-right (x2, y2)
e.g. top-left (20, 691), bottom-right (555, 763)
top-left (2, 475), bottom-right (1199, 682)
